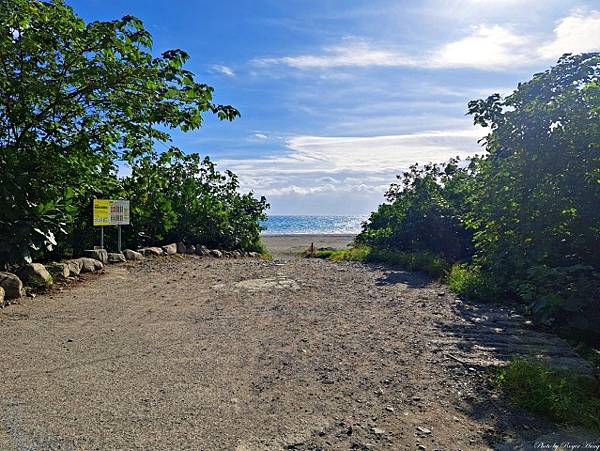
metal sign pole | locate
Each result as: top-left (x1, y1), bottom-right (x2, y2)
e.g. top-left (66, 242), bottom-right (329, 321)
top-left (118, 225), bottom-right (122, 253)
top-left (100, 226), bottom-right (104, 249)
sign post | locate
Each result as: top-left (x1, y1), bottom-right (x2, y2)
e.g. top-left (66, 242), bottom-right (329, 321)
top-left (93, 199), bottom-right (130, 251)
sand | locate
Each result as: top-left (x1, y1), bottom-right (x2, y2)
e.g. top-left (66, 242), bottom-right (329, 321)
top-left (262, 234), bottom-right (356, 258)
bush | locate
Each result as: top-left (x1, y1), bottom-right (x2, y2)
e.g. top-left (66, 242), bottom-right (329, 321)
top-left (448, 264), bottom-right (499, 302)
top-left (357, 159), bottom-right (476, 263)
top-left (123, 149), bottom-right (268, 252)
top-left (495, 358), bottom-right (600, 431)
top-left (313, 246), bottom-right (449, 279)
top-left (0, 0), bottom-right (266, 265)
top-left (355, 54), bottom-right (600, 343)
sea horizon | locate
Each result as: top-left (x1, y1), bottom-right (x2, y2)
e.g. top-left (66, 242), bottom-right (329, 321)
top-left (261, 215), bottom-right (368, 235)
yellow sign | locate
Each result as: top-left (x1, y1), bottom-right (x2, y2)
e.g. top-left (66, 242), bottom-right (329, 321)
top-left (93, 199), bottom-right (130, 226)
top-left (93, 199), bottom-right (111, 226)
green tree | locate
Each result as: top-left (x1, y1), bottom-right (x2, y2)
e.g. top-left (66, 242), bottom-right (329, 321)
top-left (467, 53), bottom-right (600, 292)
top-left (123, 148), bottom-right (268, 251)
top-left (358, 158), bottom-right (477, 262)
top-left (0, 0), bottom-right (238, 264)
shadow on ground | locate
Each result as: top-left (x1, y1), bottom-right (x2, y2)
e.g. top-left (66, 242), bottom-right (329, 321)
top-left (435, 299), bottom-right (598, 450)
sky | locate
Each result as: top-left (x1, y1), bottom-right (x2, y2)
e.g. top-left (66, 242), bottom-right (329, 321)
top-left (69, 0), bottom-right (600, 215)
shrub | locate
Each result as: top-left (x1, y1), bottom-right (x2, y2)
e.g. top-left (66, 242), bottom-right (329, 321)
top-left (448, 264), bottom-right (499, 302)
top-left (0, 0), bottom-right (267, 264)
top-left (357, 55), bottom-right (600, 342)
top-left (313, 246), bottom-right (449, 279)
top-left (495, 358), bottom-right (600, 431)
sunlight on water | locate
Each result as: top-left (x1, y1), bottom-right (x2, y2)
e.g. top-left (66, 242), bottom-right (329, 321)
top-left (261, 215), bottom-right (368, 235)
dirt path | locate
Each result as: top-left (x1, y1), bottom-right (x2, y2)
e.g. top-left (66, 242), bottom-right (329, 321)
top-left (0, 245), bottom-right (596, 450)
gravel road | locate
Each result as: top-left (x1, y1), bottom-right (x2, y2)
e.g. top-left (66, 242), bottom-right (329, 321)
top-left (0, 237), bottom-right (593, 450)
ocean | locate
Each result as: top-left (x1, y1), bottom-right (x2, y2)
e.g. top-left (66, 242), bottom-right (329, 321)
top-left (261, 215), bottom-right (368, 235)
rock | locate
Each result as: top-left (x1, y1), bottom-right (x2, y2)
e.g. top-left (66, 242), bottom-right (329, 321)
top-left (138, 247), bottom-right (164, 257)
top-left (123, 249), bottom-right (144, 261)
top-left (232, 250), bottom-right (242, 258)
top-left (195, 245), bottom-right (211, 257)
top-left (248, 252), bottom-right (259, 258)
top-left (16, 263), bottom-right (53, 288)
top-left (185, 244), bottom-right (196, 254)
top-left (223, 251), bottom-right (232, 258)
top-left (83, 249), bottom-right (108, 264)
top-left (0, 272), bottom-right (25, 299)
top-left (66, 259), bottom-right (82, 276)
top-left (74, 257), bottom-right (103, 273)
top-left (417, 426), bottom-right (432, 435)
top-left (210, 249), bottom-right (223, 258)
top-left (371, 427), bottom-right (385, 435)
top-left (0, 287), bottom-right (4, 307)
top-left (162, 243), bottom-right (177, 255)
top-left (107, 252), bottom-right (126, 264)
top-left (176, 242), bottom-right (188, 254)
top-left (45, 262), bottom-right (70, 280)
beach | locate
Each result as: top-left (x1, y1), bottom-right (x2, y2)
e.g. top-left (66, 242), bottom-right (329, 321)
top-left (262, 233), bottom-right (356, 257)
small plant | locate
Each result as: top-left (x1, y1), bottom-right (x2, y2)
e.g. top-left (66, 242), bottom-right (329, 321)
top-left (448, 263), bottom-right (498, 301)
top-left (495, 358), bottom-right (600, 431)
top-left (311, 245), bottom-right (449, 279)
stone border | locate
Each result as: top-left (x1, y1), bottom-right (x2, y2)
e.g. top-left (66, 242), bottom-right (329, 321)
top-left (0, 242), bottom-right (262, 307)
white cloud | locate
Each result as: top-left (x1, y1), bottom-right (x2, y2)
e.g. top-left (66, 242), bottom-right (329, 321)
top-left (254, 133), bottom-right (269, 139)
top-left (539, 11), bottom-right (600, 59)
top-left (252, 29), bottom-right (533, 71)
top-left (283, 129), bottom-right (483, 171)
top-left (209, 64), bottom-right (235, 77)
top-left (251, 11), bottom-right (600, 72)
top-left (252, 38), bottom-right (418, 69)
top-left (218, 127), bottom-right (485, 211)
top-left (430, 25), bottom-right (531, 69)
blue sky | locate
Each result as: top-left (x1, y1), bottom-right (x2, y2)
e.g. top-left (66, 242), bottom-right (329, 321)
top-left (70, 0), bottom-right (600, 215)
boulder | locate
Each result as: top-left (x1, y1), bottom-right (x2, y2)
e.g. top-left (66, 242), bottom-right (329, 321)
top-left (75, 257), bottom-right (103, 273)
top-left (138, 247), bottom-right (164, 257)
top-left (0, 287), bottom-right (4, 307)
top-left (16, 263), bottom-right (53, 288)
top-left (186, 244), bottom-right (196, 254)
top-left (210, 249), bottom-right (223, 258)
top-left (123, 249), bottom-right (144, 261)
top-left (66, 259), bottom-right (82, 276)
top-left (248, 252), bottom-right (259, 258)
top-left (176, 242), bottom-right (188, 254)
top-left (83, 249), bottom-right (108, 264)
top-left (107, 252), bottom-right (126, 264)
top-left (45, 262), bottom-right (70, 280)
top-left (232, 251), bottom-right (242, 259)
top-left (162, 243), bottom-right (177, 255)
top-left (0, 272), bottom-right (25, 299)
top-left (195, 245), bottom-right (211, 257)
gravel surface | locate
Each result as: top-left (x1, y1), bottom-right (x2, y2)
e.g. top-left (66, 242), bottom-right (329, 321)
top-left (0, 239), bottom-right (595, 450)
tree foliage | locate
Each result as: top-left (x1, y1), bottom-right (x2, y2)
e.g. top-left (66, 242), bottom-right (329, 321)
top-left (122, 148), bottom-right (268, 252)
top-left (357, 158), bottom-right (477, 262)
top-left (0, 0), bottom-right (266, 265)
top-left (359, 54), bottom-right (600, 341)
